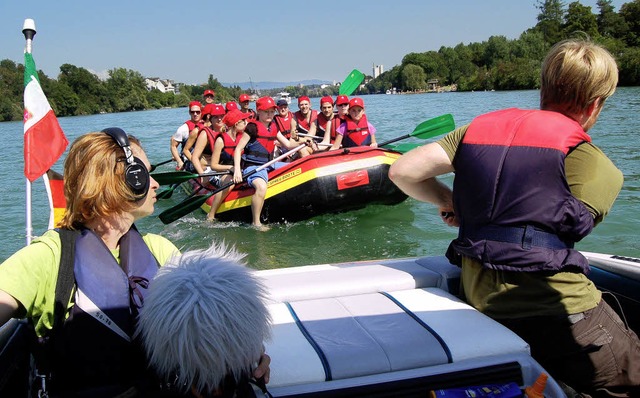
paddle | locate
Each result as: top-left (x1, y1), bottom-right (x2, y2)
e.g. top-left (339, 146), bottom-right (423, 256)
top-left (378, 114), bottom-right (455, 148)
top-left (297, 133), bottom-right (322, 141)
top-left (149, 158), bottom-right (174, 173)
top-left (156, 183), bottom-right (180, 200)
top-left (152, 170), bottom-right (232, 185)
top-left (339, 69), bottom-right (365, 96)
top-left (385, 143), bottom-right (422, 153)
top-left (159, 143), bottom-right (308, 224)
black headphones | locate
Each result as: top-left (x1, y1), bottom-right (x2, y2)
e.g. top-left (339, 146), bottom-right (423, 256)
top-left (101, 127), bottom-right (150, 198)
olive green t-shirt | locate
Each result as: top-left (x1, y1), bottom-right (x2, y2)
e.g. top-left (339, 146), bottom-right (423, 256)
top-left (437, 123), bottom-right (623, 319)
top-left (0, 229), bottom-right (180, 336)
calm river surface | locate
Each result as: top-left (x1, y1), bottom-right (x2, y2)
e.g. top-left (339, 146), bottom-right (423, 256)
top-left (1, 88), bottom-right (638, 268)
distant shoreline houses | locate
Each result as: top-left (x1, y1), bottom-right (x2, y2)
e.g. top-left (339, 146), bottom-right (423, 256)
top-left (144, 77), bottom-right (179, 94)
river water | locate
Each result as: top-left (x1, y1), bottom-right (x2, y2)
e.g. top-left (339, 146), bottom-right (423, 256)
top-left (1, 88), bottom-right (638, 268)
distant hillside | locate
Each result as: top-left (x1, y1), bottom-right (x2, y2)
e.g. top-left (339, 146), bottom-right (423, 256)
top-left (222, 79), bottom-right (332, 90)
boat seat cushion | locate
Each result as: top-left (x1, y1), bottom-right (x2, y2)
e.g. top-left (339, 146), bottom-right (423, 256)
top-left (259, 256), bottom-right (460, 303)
top-left (266, 287), bottom-right (529, 388)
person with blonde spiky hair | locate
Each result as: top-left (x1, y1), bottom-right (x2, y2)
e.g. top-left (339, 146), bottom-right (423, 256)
top-left (136, 242), bottom-right (272, 397)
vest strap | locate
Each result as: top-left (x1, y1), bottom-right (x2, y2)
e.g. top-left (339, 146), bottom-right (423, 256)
top-left (464, 225), bottom-right (574, 250)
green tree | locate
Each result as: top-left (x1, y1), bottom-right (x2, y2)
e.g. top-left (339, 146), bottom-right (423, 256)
top-left (617, 47), bottom-right (640, 85)
top-left (563, 2), bottom-right (599, 38)
top-left (597, 0), bottom-right (628, 40)
top-left (482, 36), bottom-right (512, 67)
top-left (513, 30), bottom-right (549, 60)
top-left (620, 0), bottom-right (640, 46)
top-left (401, 64), bottom-right (427, 91)
top-left (535, 0), bottom-right (566, 43)
top-left (105, 68), bottom-right (149, 112)
top-left (58, 63), bottom-right (107, 115)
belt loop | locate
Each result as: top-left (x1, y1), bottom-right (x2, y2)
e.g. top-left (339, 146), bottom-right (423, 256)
top-left (522, 225), bottom-right (534, 250)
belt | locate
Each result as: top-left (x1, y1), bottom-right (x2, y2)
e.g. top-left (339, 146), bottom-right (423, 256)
top-left (464, 225), bottom-right (574, 250)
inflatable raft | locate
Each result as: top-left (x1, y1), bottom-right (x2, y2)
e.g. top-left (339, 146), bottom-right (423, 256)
top-left (186, 146), bottom-right (408, 223)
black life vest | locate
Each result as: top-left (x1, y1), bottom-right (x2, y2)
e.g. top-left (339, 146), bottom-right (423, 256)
top-left (47, 227), bottom-right (160, 394)
top-left (242, 121), bottom-right (278, 165)
top-left (448, 108), bottom-right (594, 274)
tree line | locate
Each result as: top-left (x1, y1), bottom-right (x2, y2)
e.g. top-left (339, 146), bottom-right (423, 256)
top-left (364, 0), bottom-right (640, 94)
top-left (1, 0), bottom-right (639, 122)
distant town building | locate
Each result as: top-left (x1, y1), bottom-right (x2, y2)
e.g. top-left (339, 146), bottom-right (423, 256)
top-left (144, 78), bottom-right (176, 93)
top-left (372, 64), bottom-right (384, 78)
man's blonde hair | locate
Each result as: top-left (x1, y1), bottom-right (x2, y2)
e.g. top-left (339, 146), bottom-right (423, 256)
top-left (59, 132), bottom-right (144, 229)
top-left (540, 39), bottom-right (618, 115)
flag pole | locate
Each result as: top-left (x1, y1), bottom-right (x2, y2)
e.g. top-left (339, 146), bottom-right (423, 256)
top-left (23, 19), bottom-right (36, 245)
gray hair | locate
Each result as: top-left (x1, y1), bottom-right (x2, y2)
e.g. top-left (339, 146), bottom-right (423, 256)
top-left (136, 242), bottom-right (271, 394)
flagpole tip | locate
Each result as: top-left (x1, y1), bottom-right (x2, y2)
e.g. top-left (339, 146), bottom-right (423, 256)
top-left (22, 19), bottom-right (36, 40)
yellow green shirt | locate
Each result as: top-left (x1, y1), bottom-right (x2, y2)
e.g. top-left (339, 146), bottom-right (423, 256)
top-left (437, 123), bottom-right (623, 319)
top-left (0, 229), bottom-right (180, 336)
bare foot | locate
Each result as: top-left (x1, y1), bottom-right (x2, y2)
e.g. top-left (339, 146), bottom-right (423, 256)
top-left (252, 223), bottom-right (270, 232)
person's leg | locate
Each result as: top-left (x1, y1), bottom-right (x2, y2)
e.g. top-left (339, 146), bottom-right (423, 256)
top-left (248, 174), bottom-right (268, 229)
top-left (498, 300), bottom-right (640, 397)
top-left (207, 175), bottom-right (233, 221)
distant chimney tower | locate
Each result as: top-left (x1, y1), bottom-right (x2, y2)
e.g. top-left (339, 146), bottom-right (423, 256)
top-left (373, 64), bottom-right (384, 78)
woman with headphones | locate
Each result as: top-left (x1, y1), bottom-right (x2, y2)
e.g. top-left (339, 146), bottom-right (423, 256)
top-left (0, 129), bottom-right (270, 397)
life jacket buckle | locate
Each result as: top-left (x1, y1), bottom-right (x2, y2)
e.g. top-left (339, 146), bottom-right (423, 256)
top-left (36, 373), bottom-right (49, 398)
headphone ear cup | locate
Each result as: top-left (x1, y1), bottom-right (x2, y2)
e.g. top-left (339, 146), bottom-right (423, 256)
top-left (124, 157), bottom-right (150, 197)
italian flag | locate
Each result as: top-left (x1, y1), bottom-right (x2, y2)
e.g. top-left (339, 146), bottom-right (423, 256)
top-left (23, 52), bottom-right (68, 182)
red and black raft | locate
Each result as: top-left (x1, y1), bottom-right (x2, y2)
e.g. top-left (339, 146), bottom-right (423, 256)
top-left (184, 147), bottom-right (407, 223)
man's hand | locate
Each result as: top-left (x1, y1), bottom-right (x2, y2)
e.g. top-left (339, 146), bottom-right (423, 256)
top-left (253, 352), bottom-right (271, 384)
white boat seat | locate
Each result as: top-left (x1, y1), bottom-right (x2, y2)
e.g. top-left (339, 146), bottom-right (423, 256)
top-left (266, 287), bottom-right (530, 388)
top-left (259, 256), bottom-right (460, 303)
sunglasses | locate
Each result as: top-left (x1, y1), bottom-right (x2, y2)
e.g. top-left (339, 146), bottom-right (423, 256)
top-left (190, 110), bottom-right (201, 115)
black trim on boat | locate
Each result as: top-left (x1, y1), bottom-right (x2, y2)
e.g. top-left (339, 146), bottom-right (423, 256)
top-left (285, 302), bottom-right (332, 381)
top-left (275, 361), bottom-right (524, 398)
top-left (611, 254), bottom-right (640, 263)
top-left (379, 292), bottom-right (453, 363)
top-left (0, 319), bottom-right (31, 397)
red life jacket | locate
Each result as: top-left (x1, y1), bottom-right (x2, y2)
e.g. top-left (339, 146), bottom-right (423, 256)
top-left (242, 121), bottom-right (278, 164)
top-left (342, 114), bottom-right (371, 147)
top-left (273, 111), bottom-right (294, 139)
top-left (316, 112), bottom-right (342, 142)
top-left (200, 126), bottom-right (216, 156)
top-left (185, 120), bottom-right (203, 132)
top-left (215, 131), bottom-right (241, 165)
top-left (294, 110), bottom-right (318, 134)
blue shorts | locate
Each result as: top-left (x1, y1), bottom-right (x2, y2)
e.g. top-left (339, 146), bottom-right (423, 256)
top-left (245, 162), bottom-right (288, 186)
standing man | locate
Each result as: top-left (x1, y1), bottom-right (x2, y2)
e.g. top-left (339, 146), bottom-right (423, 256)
top-left (238, 93), bottom-right (257, 119)
top-left (389, 39), bottom-right (640, 397)
top-left (170, 101), bottom-right (202, 170)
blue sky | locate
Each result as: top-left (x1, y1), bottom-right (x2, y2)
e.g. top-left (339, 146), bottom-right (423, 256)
top-left (0, 0), bottom-right (626, 85)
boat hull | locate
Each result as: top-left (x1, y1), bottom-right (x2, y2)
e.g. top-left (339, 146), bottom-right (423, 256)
top-left (193, 147), bottom-right (408, 223)
top-left (1, 251), bottom-right (638, 397)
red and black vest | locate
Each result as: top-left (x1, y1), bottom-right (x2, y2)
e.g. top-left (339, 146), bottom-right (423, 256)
top-left (242, 121), bottom-right (278, 165)
top-left (216, 131), bottom-right (241, 165)
top-left (200, 125), bottom-right (217, 156)
top-left (316, 112), bottom-right (338, 142)
top-left (447, 108), bottom-right (594, 274)
top-left (273, 112), bottom-right (294, 139)
top-left (49, 227), bottom-right (160, 393)
top-left (294, 110), bottom-right (318, 134)
top-left (342, 114), bottom-right (372, 147)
